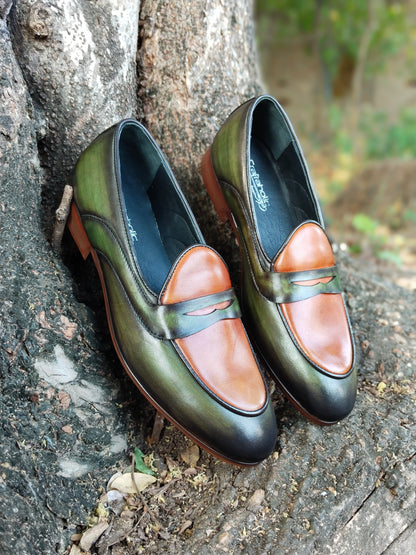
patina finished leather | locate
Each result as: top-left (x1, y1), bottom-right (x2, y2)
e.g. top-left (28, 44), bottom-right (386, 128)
top-left (160, 246), bottom-right (267, 412)
top-left (202, 95), bottom-right (357, 424)
top-left (69, 119), bottom-right (277, 465)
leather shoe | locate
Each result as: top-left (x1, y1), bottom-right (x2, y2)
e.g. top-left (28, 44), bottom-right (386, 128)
top-left (201, 95), bottom-right (357, 424)
top-left (67, 119), bottom-right (277, 464)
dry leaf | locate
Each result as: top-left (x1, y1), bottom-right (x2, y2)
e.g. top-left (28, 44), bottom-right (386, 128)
top-left (107, 472), bottom-right (123, 490)
top-left (106, 489), bottom-right (126, 503)
top-left (180, 444), bottom-right (200, 467)
top-left (79, 520), bottom-right (109, 551)
top-left (109, 472), bottom-right (156, 494)
top-left (166, 457), bottom-right (178, 471)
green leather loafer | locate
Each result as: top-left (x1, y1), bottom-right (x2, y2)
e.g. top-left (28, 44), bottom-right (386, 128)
top-left (67, 119), bottom-right (277, 465)
top-left (202, 95), bottom-right (357, 424)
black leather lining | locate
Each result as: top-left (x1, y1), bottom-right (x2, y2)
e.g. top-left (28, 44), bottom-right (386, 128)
top-left (119, 124), bottom-right (199, 293)
top-left (249, 138), bottom-right (317, 259)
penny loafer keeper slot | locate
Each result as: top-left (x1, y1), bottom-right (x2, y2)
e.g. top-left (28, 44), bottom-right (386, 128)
top-left (160, 245), bottom-right (268, 414)
top-left (68, 207), bottom-right (241, 340)
top-left (258, 264), bottom-right (342, 304)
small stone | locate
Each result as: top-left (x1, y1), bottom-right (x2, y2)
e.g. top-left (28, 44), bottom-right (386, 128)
top-left (246, 489), bottom-right (265, 512)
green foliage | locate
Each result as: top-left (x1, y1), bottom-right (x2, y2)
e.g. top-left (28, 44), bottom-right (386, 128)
top-left (134, 447), bottom-right (155, 476)
top-left (256, 0), bottom-right (316, 36)
top-left (351, 213), bottom-right (402, 266)
top-left (352, 213), bottom-right (379, 235)
top-left (256, 0), bottom-right (409, 80)
top-left (362, 108), bottom-right (416, 159)
top-left (327, 105), bottom-right (353, 154)
top-left (368, 3), bottom-right (409, 72)
top-left (404, 209), bottom-right (416, 224)
top-left (376, 249), bottom-right (403, 266)
top-left (323, 104), bottom-right (416, 160)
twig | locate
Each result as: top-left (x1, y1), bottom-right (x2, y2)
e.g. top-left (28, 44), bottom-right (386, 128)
top-left (148, 411), bottom-right (165, 445)
top-left (148, 478), bottom-right (179, 500)
top-left (52, 184), bottom-right (73, 252)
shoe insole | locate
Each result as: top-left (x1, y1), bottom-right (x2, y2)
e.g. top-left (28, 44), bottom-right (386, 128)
top-left (122, 163), bottom-right (198, 294)
top-left (249, 138), bottom-right (314, 259)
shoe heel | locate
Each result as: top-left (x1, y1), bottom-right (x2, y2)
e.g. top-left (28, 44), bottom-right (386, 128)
top-left (201, 148), bottom-right (231, 223)
top-left (67, 203), bottom-right (92, 260)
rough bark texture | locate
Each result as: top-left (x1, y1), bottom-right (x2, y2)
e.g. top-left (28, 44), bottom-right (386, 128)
top-left (137, 0), bottom-right (262, 264)
top-left (1, 1), bottom-right (415, 554)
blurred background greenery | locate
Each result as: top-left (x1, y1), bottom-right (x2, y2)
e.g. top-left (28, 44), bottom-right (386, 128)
top-left (255, 0), bottom-right (416, 289)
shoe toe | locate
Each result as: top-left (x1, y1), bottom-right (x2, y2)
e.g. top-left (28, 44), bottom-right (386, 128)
top-left (209, 403), bottom-right (277, 465)
top-left (294, 368), bottom-right (357, 424)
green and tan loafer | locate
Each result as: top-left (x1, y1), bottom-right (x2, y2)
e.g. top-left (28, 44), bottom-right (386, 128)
top-left (202, 95), bottom-right (357, 424)
top-left (68, 119), bottom-right (277, 465)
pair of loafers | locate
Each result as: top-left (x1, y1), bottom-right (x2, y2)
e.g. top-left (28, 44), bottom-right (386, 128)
top-left (68, 95), bottom-right (356, 466)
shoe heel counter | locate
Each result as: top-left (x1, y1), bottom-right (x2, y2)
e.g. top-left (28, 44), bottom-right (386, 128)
top-left (209, 98), bottom-right (254, 198)
top-left (72, 126), bottom-right (117, 217)
top-left (67, 202), bottom-right (92, 260)
top-left (201, 149), bottom-right (230, 223)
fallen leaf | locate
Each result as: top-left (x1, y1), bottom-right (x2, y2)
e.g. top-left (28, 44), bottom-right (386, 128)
top-left (180, 444), bottom-right (200, 467)
top-left (107, 472), bottom-right (123, 490)
top-left (79, 520), bottom-right (109, 551)
top-left (109, 472), bottom-right (156, 494)
top-left (106, 490), bottom-right (125, 503)
top-left (377, 381), bottom-right (387, 394)
top-left (134, 447), bottom-right (154, 475)
top-left (106, 490), bottom-right (127, 516)
top-left (96, 502), bottom-right (109, 519)
top-left (166, 457), bottom-right (178, 471)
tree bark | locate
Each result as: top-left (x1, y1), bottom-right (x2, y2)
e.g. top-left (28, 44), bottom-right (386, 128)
top-left (349, 0), bottom-right (379, 143)
top-left (1, 1), bottom-right (416, 554)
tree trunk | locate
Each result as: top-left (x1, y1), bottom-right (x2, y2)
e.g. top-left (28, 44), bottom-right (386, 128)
top-left (349, 0), bottom-right (379, 146)
top-left (1, 1), bottom-right (415, 553)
